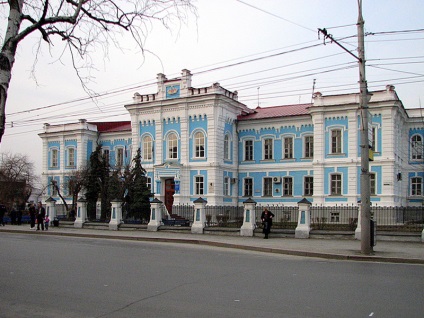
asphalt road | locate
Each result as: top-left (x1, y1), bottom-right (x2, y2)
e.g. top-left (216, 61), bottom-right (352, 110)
top-left (0, 232), bottom-right (423, 318)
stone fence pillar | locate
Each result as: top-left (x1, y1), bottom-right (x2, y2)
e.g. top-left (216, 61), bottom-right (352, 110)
top-left (192, 197), bottom-right (207, 234)
top-left (355, 201), bottom-right (362, 240)
top-left (45, 197), bottom-right (57, 226)
top-left (74, 197), bottom-right (87, 228)
top-left (295, 198), bottom-right (311, 239)
top-left (109, 199), bottom-right (123, 230)
top-left (240, 198), bottom-right (257, 237)
top-left (148, 198), bottom-right (163, 232)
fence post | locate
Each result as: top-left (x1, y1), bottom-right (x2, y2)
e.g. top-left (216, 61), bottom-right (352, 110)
top-left (109, 198), bottom-right (123, 231)
top-left (355, 201), bottom-right (362, 240)
top-left (74, 197), bottom-right (87, 228)
top-left (45, 197), bottom-right (57, 226)
top-left (295, 198), bottom-right (311, 239)
top-left (240, 198), bottom-right (257, 237)
top-left (192, 197), bottom-right (207, 234)
top-left (148, 198), bottom-right (163, 232)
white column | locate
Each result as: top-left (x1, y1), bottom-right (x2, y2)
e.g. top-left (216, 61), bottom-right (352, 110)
top-left (191, 197), bottom-right (207, 234)
top-left (148, 198), bottom-right (163, 232)
top-left (45, 197), bottom-right (57, 226)
top-left (295, 198), bottom-right (312, 239)
top-left (240, 198), bottom-right (257, 237)
top-left (355, 202), bottom-right (362, 240)
top-left (74, 197), bottom-right (87, 228)
top-left (109, 199), bottom-right (123, 230)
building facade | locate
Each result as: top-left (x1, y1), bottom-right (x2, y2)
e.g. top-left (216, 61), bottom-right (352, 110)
top-left (39, 69), bottom-right (424, 212)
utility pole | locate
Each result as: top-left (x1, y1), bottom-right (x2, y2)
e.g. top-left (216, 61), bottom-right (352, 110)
top-left (357, 0), bottom-right (372, 255)
top-left (318, 0), bottom-right (372, 254)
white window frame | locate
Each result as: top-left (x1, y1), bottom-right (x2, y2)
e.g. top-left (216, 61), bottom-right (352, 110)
top-left (195, 176), bottom-right (204, 195)
top-left (411, 177), bottom-right (422, 196)
top-left (411, 134), bottom-right (423, 160)
top-left (143, 135), bottom-right (153, 161)
top-left (330, 173), bottom-right (342, 195)
top-left (370, 173), bottom-right (376, 196)
top-left (304, 176), bottom-right (313, 196)
top-left (102, 149), bottom-right (110, 164)
top-left (194, 131), bottom-right (205, 158)
top-left (51, 148), bottom-right (58, 168)
top-left (244, 139), bottom-right (254, 161)
top-left (330, 128), bottom-right (342, 154)
top-left (263, 177), bottom-right (273, 196)
top-left (263, 138), bottom-right (273, 160)
top-left (67, 147), bottom-right (75, 167)
top-left (283, 136), bottom-right (294, 159)
top-left (116, 147), bottom-right (124, 167)
top-left (244, 178), bottom-right (253, 197)
top-left (224, 176), bottom-right (230, 196)
top-left (224, 133), bottom-right (230, 160)
top-left (283, 177), bottom-right (293, 196)
top-left (304, 135), bottom-right (314, 158)
top-left (168, 132), bottom-right (178, 159)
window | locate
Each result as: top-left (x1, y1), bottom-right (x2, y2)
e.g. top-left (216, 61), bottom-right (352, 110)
top-left (195, 176), bottom-right (204, 195)
top-left (51, 149), bottom-right (58, 168)
top-left (284, 137), bottom-right (293, 159)
top-left (143, 136), bottom-right (153, 160)
top-left (194, 131), bottom-right (205, 158)
top-left (116, 148), bottom-right (124, 166)
top-left (304, 176), bottom-right (314, 196)
top-left (68, 148), bottom-right (75, 167)
top-left (244, 139), bottom-right (253, 161)
top-left (224, 177), bottom-right (230, 196)
top-left (411, 135), bottom-right (423, 160)
top-left (331, 129), bottom-right (342, 154)
top-left (371, 127), bottom-right (376, 151)
top-left (102, 149), bottom-right (110, 164)
top-left (304, 136), bottom-right (314, 158)
top-left (51, 180), bottom-right (58, 196)
top-left (224, 134), bottom-right (230, 160)
top-left (411, 177), bottom-right (422, 196)
top-left (263, 138), bottom-right (273, 160)
top-left (283, 177), bottom-right (293, 196)
top-left (370, 173), bottom-right (376, 195)
top-left (244, 178), bottom-right (253, 197)
top-left (330, 212), bottom-right (340, 222)
top-left (263, 177), bottom-right (272, 196)
top-left (168, 133), bottom-right (178, 159)
top-left (331, 174), bottom-right (342, 195)
top-left (146, 177), bottom-right (152, 191)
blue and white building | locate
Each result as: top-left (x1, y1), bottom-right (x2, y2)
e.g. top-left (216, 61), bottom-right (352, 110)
top-left (39, 69), bottom-right (424, 212)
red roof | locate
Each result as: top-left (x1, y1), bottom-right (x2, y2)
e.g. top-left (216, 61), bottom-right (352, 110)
top-left (89, 121), bottom-right (131, 133)
top-left (238, 103), bottom-right (311, 121)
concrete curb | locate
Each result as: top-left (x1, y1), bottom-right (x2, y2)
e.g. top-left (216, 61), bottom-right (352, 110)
top-left (2, 229), bottom-right (423, 265)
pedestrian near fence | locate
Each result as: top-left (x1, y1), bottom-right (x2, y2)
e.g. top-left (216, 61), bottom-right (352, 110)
top-left (28, 203), bottom-right (36, 229)
top-left (261, 208), bottom-right (275, 239)
top-left (36, 202), bottom-right (46, 231)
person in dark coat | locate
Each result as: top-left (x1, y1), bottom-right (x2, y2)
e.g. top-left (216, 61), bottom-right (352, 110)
top-left (261, 208), bottom-right (275, 239)
top-left (36, 202), bottom-right (46, 231)
top-left (28, 203), bottom-right (36, 229)
top-left (0, 204), bottom-right (6, 226)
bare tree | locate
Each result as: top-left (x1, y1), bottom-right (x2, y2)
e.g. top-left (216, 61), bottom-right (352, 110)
top-left (0, 152), bottom-right (38, 209)
top-left (0, 0), bottom-right (197, 142)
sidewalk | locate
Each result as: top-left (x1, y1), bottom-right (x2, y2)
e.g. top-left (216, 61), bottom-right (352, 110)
top-left (1, 225), bottom-right (423, 264)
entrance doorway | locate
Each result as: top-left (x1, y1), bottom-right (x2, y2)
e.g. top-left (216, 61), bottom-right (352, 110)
top-left (164, 178), bottom-right (175, 214)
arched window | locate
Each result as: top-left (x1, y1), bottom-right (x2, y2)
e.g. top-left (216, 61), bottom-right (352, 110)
top-left (168, 133), bottom-right (178, 159)
top-left (224, 134), bottom-right (230, 160)
top-left (194, 131), bottom-right (205, 158)
top-left (411, 135), bottom-right (423, 160)
top-left (143, 135), bottom-right (153, 160)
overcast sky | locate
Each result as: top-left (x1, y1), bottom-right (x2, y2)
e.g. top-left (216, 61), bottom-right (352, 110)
top-left (1, 0), bottom-right (423, 178)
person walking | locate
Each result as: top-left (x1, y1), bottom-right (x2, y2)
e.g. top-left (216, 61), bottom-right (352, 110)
top-left (261, 208), bottom-right (275, 239)
top-left (36, 202), bottom-right (46, 231)
top-left (28, 203), bottom-right (36, 229)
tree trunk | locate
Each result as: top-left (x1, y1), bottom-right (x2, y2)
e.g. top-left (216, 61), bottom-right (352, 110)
top-left (0, 1), bottom-right (24, 142)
